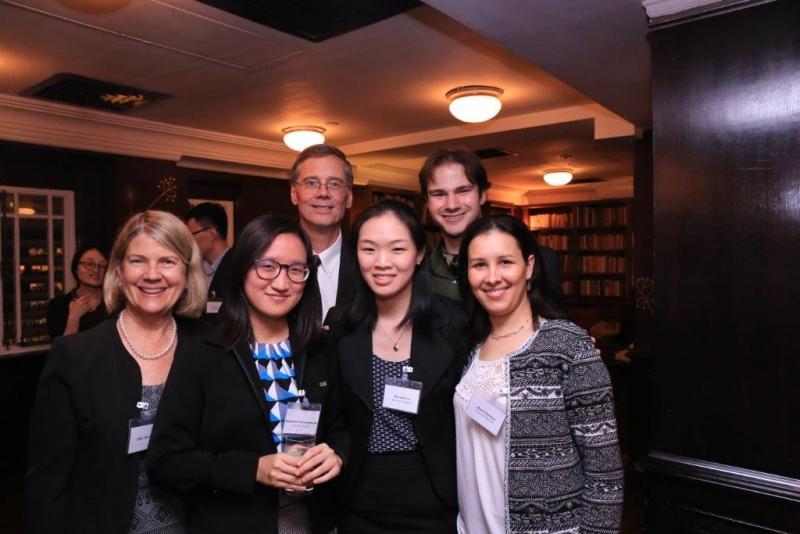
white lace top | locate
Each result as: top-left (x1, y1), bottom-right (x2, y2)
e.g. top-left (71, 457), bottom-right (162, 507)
top-left (454, 321), bottom-right (544, 534)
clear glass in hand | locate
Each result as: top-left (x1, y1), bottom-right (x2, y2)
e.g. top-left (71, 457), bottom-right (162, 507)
top-left (284, 435), bottom-right (315, 495)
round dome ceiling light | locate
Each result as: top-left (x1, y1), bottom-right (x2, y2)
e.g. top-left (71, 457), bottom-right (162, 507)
top-left (446, 85), bottom-right (504, 123)
top-left (282, 126), bottom-right (326, 152)
top-left (543, 170), bottom-right (574, 187)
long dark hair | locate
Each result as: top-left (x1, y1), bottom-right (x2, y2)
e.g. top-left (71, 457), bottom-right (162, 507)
top-left (342, 200), bottom-right (432, 333)
top-left (458, 215), bottom-right (564, 345)
top-left (223, 215), bottom-right (321, 357)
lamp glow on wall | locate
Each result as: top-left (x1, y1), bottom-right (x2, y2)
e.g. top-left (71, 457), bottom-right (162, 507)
top-left (282, 126), bottom-right (326, 152)
top-left (446, 85), bottom-right (504, 123)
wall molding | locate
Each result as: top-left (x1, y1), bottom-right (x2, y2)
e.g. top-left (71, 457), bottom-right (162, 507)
top-left (644, 451), bottom-right (800, 503)
top-left (0, 94), bottom-right (295, 170)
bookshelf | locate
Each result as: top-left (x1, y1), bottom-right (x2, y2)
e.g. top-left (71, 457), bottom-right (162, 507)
top-left (527, 200), bottom-right (632, 302)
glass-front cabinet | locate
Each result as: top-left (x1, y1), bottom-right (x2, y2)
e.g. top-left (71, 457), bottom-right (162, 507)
top-left (1, 187), bottom-right (75, 356)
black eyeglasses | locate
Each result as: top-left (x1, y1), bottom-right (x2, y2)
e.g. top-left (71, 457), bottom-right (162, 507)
top-left (78, 260), bottom-right (108, 271)
top-left (252, 259), bottom-right (310, 282)
top-left (191, 226), bottom-right (212, 236)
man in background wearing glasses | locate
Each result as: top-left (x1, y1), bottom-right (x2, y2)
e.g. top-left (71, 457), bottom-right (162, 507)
top-left (289, 144), bottom-right (356, 321)
top-left (185, 201), bottom-right (232, 320)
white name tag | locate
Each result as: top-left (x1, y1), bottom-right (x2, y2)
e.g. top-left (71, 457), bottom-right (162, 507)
top-left (206, 301), bottom-right (222, 314)
top-left (382, 377), bottom-right (422, 414)
top-left (127, 423), bottom-right (153, 454)
top-left (282, 403), bottom-right (321, 436)
top-left (466, 394), bottom-right (506, 436)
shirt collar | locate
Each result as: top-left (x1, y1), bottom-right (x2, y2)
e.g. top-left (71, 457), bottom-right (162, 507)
top-left (203, 248), bottom-right (229, 276)
top-left (316, 231), bottom-right (342, 274)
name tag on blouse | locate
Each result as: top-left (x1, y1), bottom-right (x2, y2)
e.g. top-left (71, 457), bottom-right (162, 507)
top-left (382, 376), bottom-right (422, 414)
top-left (128, 407), bottom-right (156, 454)
top-left (466, 394), bottom-right (505, 436)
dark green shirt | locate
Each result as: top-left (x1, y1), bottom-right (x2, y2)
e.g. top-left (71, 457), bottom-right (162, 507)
top-left (429, 241), bottom-right (462, 301)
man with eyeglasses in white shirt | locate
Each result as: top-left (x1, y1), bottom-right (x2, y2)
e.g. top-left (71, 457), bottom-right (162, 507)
top-left (289, 144), bottom-right (357, 321)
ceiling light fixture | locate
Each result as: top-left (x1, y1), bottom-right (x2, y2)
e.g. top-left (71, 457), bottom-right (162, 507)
top-left (543, 170), bottom-right (574, 186)
top-left (282, 126), bottom-right (326, 152)
top-left (543, 154), bottom-right (574, 186)
top-left (446, 85), bottom-right (504, 123)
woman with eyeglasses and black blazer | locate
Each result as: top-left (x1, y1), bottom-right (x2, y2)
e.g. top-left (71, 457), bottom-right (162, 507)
top-left (148, 215), bottom-right (343, 534)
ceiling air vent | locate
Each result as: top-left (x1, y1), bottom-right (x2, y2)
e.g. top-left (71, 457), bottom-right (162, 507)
top-left (474, 148), bottom-right (519, 160)
top-left (196, 0), bottom-right (421, 42)
top-left (21, 73), bottom-right (171, 113)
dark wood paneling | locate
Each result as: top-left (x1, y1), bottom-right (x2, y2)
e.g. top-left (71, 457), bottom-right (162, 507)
top-left (651, 0), bottom-right (800, 477)
top-left (647, 0), bottom-right (800, 530)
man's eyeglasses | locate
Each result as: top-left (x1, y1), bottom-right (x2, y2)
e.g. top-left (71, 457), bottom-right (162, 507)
top-left (79, 260), bottom-right (108, 271)
top-left (191, 226), bottom-right (212, 236)
top-left (252, 259), bottom-right (310, 283)
top-left (294, 177), bottom-right (349, 193)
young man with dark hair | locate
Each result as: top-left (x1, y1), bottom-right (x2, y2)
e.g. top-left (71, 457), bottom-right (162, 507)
top-left (185, 202), bottom-right (232, 317)
top-left (419, 148), bottom-right (563, 302)
top-left (289, 144), bottom-right (357, 319)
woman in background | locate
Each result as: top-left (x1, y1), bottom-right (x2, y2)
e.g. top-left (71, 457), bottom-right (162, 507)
top-left (454, 214), bottom-right (623, 533)
top-left (46, 245), bottom-right (109, 338)
top-left (26, 210), bottom-right (206, 534)
top-left (327, 200), bottom-right (467, 533)
top-left (148, 215), bottom-right (342, 534)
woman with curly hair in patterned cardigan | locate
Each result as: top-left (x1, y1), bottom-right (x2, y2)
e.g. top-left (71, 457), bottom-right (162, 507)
top-left (454, 214), bottom-right (623, 533)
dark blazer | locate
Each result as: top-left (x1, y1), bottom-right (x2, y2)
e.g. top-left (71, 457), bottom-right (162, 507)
top-left (201, 250), bottom-right (233, 324)
top-left (326, 296), bottom-right (468, 511)
top-left (46, 288), bottom-right (109, 339)
top-left (335, 236), bottom-right (356, 307)
top-left (25, 317), bottom-right (200, 534)
top-left (147, 325), bottom-right (342, 534)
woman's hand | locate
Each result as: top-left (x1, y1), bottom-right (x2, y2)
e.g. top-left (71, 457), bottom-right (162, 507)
top-left (296, 443), bottom-right (343, 486)
top-left (68, 295), bottom-right (95, 319)
top-left (255, 453), bottom-right (306, 491)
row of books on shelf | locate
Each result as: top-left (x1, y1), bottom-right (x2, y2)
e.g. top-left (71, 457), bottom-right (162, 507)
top-left (538, 234), bottom-right (569, 250)
top-left (580, 256), bottom-right (626, 274)
top-left (576, 206), bottom-right (628, 227)
top-left (529, 205), bottom-right (629, 229)
top-left (529, 212), bottom-right (572, 230)
top-left (562, 279), bottom-right (625, 297)
top-left (578, 233), bottom-right (625, 249)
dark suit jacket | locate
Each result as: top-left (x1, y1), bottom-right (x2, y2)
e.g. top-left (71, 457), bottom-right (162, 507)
top-left (326, 296), bottom-right (468, 511)
top-left (335, 237), bottom-right (356, 308)
top-left (25, 317), bottom-right (200, 534)
top-left (147, 325), bottom-right (342, 534)
top-left (202, 250), bottom-right (233, 324)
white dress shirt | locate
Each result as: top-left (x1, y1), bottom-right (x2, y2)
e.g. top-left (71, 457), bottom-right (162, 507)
top-left (316, 231), bottom-right (342, 321)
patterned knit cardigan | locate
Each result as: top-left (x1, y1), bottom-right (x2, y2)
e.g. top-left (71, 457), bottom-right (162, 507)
top-left (503, 319), bottom-right (624, 533)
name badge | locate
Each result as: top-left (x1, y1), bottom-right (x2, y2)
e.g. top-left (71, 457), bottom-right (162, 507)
top-left (382, 376), bottom-right (422, 414)
top-left (282, 403), bottom-right (322, 437)
top-left (128, 407), bottom-right (157, 454)
top-left (466, 393), bottom-right (506, 436)
top-left (206, 301), bottom-right (222, 314)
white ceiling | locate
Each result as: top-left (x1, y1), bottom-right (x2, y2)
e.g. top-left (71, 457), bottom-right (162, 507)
top-left (0, 0), bottom-right (652, 204)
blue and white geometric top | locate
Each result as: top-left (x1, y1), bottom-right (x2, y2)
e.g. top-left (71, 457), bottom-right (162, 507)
top-left (250, 339), bottom-right (300, 449)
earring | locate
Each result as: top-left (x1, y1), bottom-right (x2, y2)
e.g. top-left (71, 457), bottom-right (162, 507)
top-left (526, 279), bottom-right (532, 291)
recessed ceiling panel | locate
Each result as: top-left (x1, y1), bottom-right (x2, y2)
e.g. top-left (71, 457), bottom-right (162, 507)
top-left (195, 0), bottom-right (421, 42)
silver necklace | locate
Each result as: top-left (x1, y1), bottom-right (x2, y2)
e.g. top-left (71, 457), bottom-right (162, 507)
top-left (117, 309), bottom-right (177, 360)
top-left (489, 318), bottom-right (531, 341)
top-left (377, 321), bottom-right (409, 352)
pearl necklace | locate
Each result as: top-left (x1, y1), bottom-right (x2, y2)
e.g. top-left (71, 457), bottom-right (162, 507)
top-left (117, 309), bottom-right (177, 360)
top-left (489, 318), bottom-right (531, 341)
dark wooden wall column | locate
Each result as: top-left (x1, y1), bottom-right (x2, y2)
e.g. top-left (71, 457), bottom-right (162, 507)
top-left (646, 0), bottom-right (800, 530)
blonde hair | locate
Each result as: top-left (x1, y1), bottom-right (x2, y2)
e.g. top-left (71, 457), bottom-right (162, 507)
top-left (104, 210), bottom-right (207, 318)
